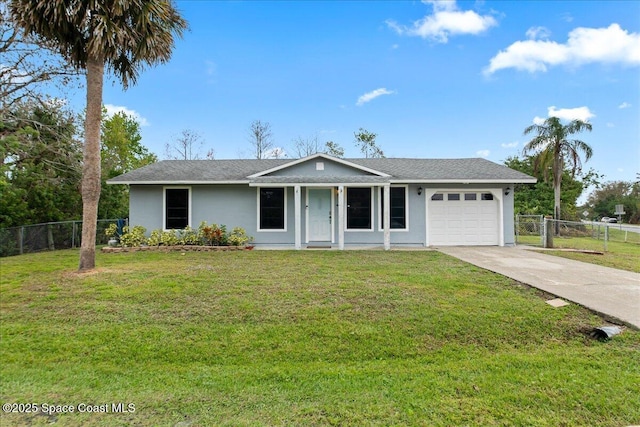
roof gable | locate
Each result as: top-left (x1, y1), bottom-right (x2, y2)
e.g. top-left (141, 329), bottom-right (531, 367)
top-left (247, 153), bottom-right (390, 178)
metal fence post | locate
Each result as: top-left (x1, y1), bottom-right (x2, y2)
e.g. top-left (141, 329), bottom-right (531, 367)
top-left (604, 224), bottom-right (608, 252)
top-left (19, 226), bottom-right (24, 255)
top-left (515, 215), bottom-right (520, 244)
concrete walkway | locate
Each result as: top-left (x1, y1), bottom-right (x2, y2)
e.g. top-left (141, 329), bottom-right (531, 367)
top-left (438, 246), bottom-right (640, 329)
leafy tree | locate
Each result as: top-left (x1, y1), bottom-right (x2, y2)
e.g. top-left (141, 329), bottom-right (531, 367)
top-left (505, 155), bottom-right (601, 220)
top-left (586, 181), bottom-right (640, 224)
top-left (324, 141), bottom-right (344, 158)
top-left (248, 120), bottom-right (274, 159)
top-left (522, 117), bottom-right (592, 224)
top-left (164, 129), bottom-right (213, 160)
top-left (354, 128), bottom-right (384, 158)
top-left (100, 110), bottom-right (157, 219)
top-left (0, 100), bottom-right (82, 227)
top-left (10, 0), bottom-right (188, 270)
top-left (0, 7), bottom-right (78, 114)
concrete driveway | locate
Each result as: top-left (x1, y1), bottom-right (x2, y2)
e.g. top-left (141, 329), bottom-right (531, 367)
top-left (438, 246), bottom-right (640, 329)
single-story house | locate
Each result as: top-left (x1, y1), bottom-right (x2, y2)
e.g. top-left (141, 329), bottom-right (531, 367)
top-left (108, 153), bottom-right (536, 249)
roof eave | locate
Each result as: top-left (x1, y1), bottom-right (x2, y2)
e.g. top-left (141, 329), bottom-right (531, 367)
top-left (106, 180), bottom-right (252, 185)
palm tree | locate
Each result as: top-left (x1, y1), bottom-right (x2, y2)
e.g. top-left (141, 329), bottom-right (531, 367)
top-left (10, 0), bottom-right (187, 270)
top-left (523, 116), bottom-right (593, 227)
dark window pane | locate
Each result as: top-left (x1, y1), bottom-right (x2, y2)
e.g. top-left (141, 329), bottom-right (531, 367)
top-left (166, 188), bottom-right (189, 229)
top-left (465, 193), bottom-right (477, 201)
top-left (260, 188), bottom-right (285, 229)
top-left (448, 193), bottom-right (460, 201)
top-left (381, 187), bottom-right (406, 229)
top-left (347, 188), bottom-right (371, 229)
top-left (481, 193), bottom-right (494, 200)
top-left (431, 193), bottom-right (443, 201)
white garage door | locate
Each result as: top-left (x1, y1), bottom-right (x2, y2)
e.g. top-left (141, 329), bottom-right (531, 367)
top-left (428, 192), bottom-right (499, 246)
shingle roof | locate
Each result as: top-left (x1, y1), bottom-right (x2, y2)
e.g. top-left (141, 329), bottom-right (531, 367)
top-left (108, 157), bottom-right (535, 184)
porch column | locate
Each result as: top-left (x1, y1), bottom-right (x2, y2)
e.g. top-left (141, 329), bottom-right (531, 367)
top-left (337, 185), bottom-right (345, 250)
top-left (383, 184), bottom-right (391, 250)
top-left (495, 190), bottom-right (505, 247)
top-left (294, 185), bottom-right (302, 249)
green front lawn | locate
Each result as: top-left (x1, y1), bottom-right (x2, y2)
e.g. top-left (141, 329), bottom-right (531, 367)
top-left (1, 250), bottom-right (639, 426)
top-left (517, 235), bottom-right (640, 273)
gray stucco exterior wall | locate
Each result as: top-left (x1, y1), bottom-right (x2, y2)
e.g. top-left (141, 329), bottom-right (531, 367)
top-left (129, 183), bottom-right (516, 246)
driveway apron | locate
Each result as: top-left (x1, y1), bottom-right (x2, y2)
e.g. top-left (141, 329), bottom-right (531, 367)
top-left (437, 246), bottom-right (640, 329)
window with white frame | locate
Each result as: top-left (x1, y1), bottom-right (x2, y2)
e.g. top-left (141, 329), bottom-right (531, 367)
top-left (346, 187), bottom-right (372, 230)
top-left (379, 186), bottom-right (407, 230)
top-left (165, 187), bottom-right (190, 229)
top-left (259, 187), bottom-right (286, 230)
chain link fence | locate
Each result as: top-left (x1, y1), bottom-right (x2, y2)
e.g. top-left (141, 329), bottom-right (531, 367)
top-left (0, 219), bottom-right (127, 257)
top-left (515, 215), bottom-right (640, 252)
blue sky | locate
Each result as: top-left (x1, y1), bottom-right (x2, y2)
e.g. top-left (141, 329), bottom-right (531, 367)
top-left (87, 0), bottom-right (638, 183)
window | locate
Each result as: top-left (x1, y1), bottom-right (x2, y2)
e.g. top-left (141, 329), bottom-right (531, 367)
top-left (431, 193), bottom-right (444, 201)
top-left (448, 193), bottom-right (460, 201)
top-left (464, 193), bottom-right (477, 201)
top-left (165, 188), bottom-right (189, 229)
top-left (380, 187), bottom-right (407, 230)
top-left (347, 187), bottom-right (372, 229)
top-left (481, 193), bottom-right (494, 201)
top-left (259, 188), bottom-right (285, 230)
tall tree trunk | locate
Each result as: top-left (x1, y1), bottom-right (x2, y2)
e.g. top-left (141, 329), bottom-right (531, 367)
top-left (79, 57), bottom-right (104, 271)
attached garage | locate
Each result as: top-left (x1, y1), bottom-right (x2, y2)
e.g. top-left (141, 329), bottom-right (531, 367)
top-left (428, 191), bottom-right (500, 246)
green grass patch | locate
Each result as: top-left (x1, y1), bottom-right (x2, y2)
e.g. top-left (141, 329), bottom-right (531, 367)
top-left (1, 250), bottom-right (639, 426)
top-left (517, 234), bottom-right (640, 273)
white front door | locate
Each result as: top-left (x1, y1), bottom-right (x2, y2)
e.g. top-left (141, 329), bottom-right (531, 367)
top-left (308, 189), bottom-right (332, 242)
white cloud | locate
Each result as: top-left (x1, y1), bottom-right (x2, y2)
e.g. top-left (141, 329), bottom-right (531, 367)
top-left (618, 102), bottom-right (632, 109)
top-left (104, 104), bottom-right (149, 127)
top-left (485, 23), bottom-right (640, 75)
top-left (386, 0), bottom-right (497, 43)
top-left (356, 88), bottom-right (396, 106)
top-left (501, 141), bottom-right (518, 148)
top-left (526, 26), bottom-right (551, 40)
top-left (547, 106), bottom-right (595, 122)
top-left (476, 149), bottom-right (490, 158)
top-left (531, 106), bottom-right (595, 125)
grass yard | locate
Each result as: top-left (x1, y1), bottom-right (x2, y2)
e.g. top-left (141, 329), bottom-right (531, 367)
top-left (1, 249), bottom-right (639, 426)
top-left (517, 234), bottom-right (640, 273)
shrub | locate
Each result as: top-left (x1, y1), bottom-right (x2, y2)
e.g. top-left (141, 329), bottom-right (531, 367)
top-left (199, 222), bottom-right (228, 246)
top-left (147, 229), bottom-right (179, 246)
top-left (228, 227), bottom-right (253, 246)
top-left (120, 226), bottom-right (147, 247)
top-left (178, 226), bottom-right (200, 245)
top-left (105, 223), bottom-right (118, 239)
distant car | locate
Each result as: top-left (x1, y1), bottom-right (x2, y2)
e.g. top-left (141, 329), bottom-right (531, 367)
top-left (601, 217), bottom-right (617, 223)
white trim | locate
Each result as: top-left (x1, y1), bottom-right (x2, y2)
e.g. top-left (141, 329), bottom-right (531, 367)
top-left (390, 178), bottom-right (536, 184)
top-left (338, 186), bottom-right (345, 250)
top-left (377, 185), bottom-right (409, 232)
top-left (247, 153), bottom-right (391, 178)
top-left (256, 186), bottom-right (288, 232)
top-left (345, 186), bottom-right (374, 232)
top-left (294, 186), bottom-right (302, 249)
top-left (110, 178), bottom-right (536, 186)
top-left (162, 186), bottom-right (192, 231)
top-left (305, 187), bottom-right (335, 243)
top-left (383, 185), bottom-right (391, 250)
